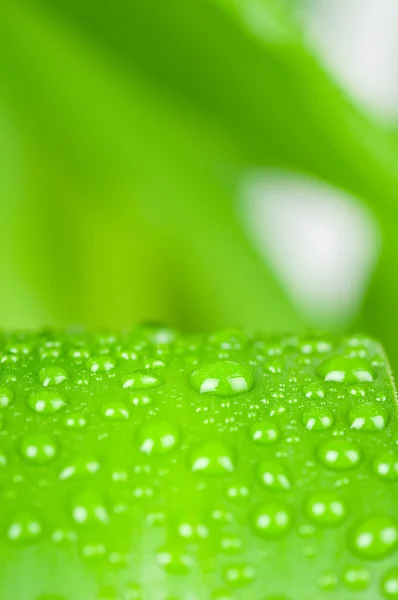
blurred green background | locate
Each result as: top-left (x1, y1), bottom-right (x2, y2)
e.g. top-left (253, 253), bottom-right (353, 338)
top-left (1, 1), bottom-right (398, 364)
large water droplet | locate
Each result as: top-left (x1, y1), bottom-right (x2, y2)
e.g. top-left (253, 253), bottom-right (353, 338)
top-left (190, 441), bottom-right (236, 475)
top-left (251, 502), bottom-right (293, 539)
top-left (317, 356), bottom-right (375, 384)
top-left (302, 407), bottom-right (334, 431)
top-left (20, 434), bottom-right (59, 464)
top-left (59, 456), bottom-right (101, 481)
top-left (71, 489), bottom-right (110, 526)
top-left (317, 439), bottom-right (362, 470)
top-left (189, 361), bottom-right (254, 396)
top-left (156, 546), bottom-right (194, 575)
top-left (86, 356), bottom-right (116, 373)
top-left (137, 421), bottom-right (180, 455)
top-left (100, 401), bottom-right (130, 421)
top-left (349, 516), bottom-right (398, 559)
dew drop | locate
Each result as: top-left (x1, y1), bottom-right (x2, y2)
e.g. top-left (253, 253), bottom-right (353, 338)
top-left (27, 390), bottom-right (68, 415)
top-left (372, 451), bottom-right (398, 481)
top-left (20, 434), bottom-right (59, 464)
top-left (223, 563), bottom-right (256, 587)
top-left (317, 439), bottom-right (362, 470)
top-left (251, 502), bottom-right (293, 539)
top-left (39, 366), bottom-right (68, 387)
top-left (303, 384), bottom-right (326, 400)
top-left (220, 534), bottom-right (244, 554)
top-left (349, 516), bottom-right (398, 559)
top-left (86, 356), bottom-right (116, 373)
top-left (317, 356), bottom-right (375, 384)
top-left (189, 361), bottom-right (254, 396)
top-left (62, 412), bottom-right (87, 428)
top-left (71, 489), bottom-right (110, 526)
top-left (342, 565), bottom-right (370, 591)
top-left (249, 421), bottom-right (280, 444)
top-left (0, 386), bottom-right (14, 408)
top-left (302, 407), bottom-right (334, 431)
top-left (381, 568), bottom-right (398, 599)
top-left (100, 401), bottom-right (130, 421)
top-left (59, 456), bottom-right (101, 481)
top-left (7, 510), bottom-right (43, 544)
top-left (348, 403), bottom-right (389, 431)
top-left (121, 370), bottom-right (163, 390)
top-left (137, 421), bottom-right (180, 455)
top-left (257, 461), bottom-right (292, 491)
top-left (207, 328), bottom-right (248, 350)
top-left (190, 441), bottom-right (236, 475)
top-left (304, 491), bottom-right (347, 527)
top-left (156, 546), bottom-right (194, 575)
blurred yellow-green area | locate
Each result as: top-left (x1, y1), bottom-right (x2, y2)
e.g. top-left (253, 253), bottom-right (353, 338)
top-left (1, 1), bottom-right (398, 363)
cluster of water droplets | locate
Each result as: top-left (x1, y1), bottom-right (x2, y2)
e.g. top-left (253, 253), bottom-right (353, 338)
top-left (0, 327), bottom-right (396, 599)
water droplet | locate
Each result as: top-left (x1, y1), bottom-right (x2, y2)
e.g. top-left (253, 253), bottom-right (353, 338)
top-left (317, 571), bottom-right (338, 591)
top-left (349, 516), bottom-right (398, 559)
top-left (71, 489), bottom-right (110, 526)
top-left (348, 403), bottom-right (389, 431)
top-left (342, 565), bottom-right (370, 591)
top-left (0, 386), bottom-right (14, 408)
top-left (189, 361), bottom-right (254, 396)
top-left (251, 502), bottom-right (293, 539)
top-left (157, 547), bottom-right (194, 575)
top-left (249, 421), bottom-right (280, 444)
top-left (100, 401), bottom-right (130, 421)
top-left (190, 441), bottom-right (236, 475)
top-left (381, 568), bottom-right (398, 599)
top-left (220, 534), bottom-right (244, 554)
top-left (302, 407), bottom-right (334, 431)
top-left (59, 456), bottom-right (101, 480)
top-left (257, 461), bottom-right (292, 491)
top-left (27, 390), bottom-right (68, 415)
top-left (317, 439), bottom-right (362, 470)
top-left (39, 366), bottom-right (68, 387)
top-left (7, 510), bottom-right (43, 543)
top-left (207, 328), bottom-right (248, 350)
top-left (20, 434), bottom-right (59, 464)
top-left (372, 451), bottom-right (398, 480)
top-left (223, 563), bottom-right (256, 587)
top-left (317, 356), bottom-right (375, 384)
top-left (225, 482), bottom-right (250, 502)
top-left (304, 491), bottom-right (347, 527)
top-left (86, 356), bottom-right (116, 373)
top-left (137, 421), bottom-right (180, 455)
top-left (121, 370), bottom-right (163, 390)
top-left (303, 384), bottom-right (326, 399)
top-left (62, 412), bottom-right (87, 428)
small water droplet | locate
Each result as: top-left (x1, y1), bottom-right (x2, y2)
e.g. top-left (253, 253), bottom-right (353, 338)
top-left (257, 461), bottom-right (292, 491)
top-left (86, 356), bottom-right (116, 373)
top-left (20, 434), bottom-right (59, 464)
top-left (303, 384), bottom-right (326, 399)
top-left (39, 366), bottom-right (68, 387)
top-left (27, 390), bottom-right (68, 415)
top-left (59, 456), bottom-right (101, 480)
top-left (121, 370), bottom-right (163, 390)
top-left (100, 401), bottom-right (130, 421)
top-left (381, 568), bottom-right (398, 599)
top-left (71, 489), bottom-right (110, 526)
top-left (249, 421), bottom-right (280, 444)
top-left (372, 451), bottom-right (398, 481)
top-left (317, 356), bottom-right (375, 384)
top-left (137, 421), bottom-right (180, 455)
top-left (156, 546), bottom-right (194, 575)
top-left (0, 386), bottom-right (14, 408)
top-left (302, 407), bottom-right (334, 431)
top-left (223, 563), bottom-right (256, 587)
top-left (189, 361), bottom-right (254, 396)
top-left (349, 516), bottom-right (398, 559)
top-left (317, 439), bottom-right (362, 470)
top-left (190, 441), bottom-right (236, 475)
top-left (62, 412), bottom-right (87, 428)
top-left (348, 403), bottom-right (389, 431)
top-left (220, 534), bottom-right (244, 554)
top-left (251, 502), bottom-right (293, 539)
top-left (7, 510), bottom-right (43, 543)
top-left (341, 565), bottom-right (370, 591)
top-left (304, 491), bottom-right (347, 527)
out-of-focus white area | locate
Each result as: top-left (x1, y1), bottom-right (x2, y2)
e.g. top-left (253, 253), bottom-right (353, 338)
top-left (241, 172), bottom-right (380, 327)
top-left (301, 0), bottom-right (398, 121)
